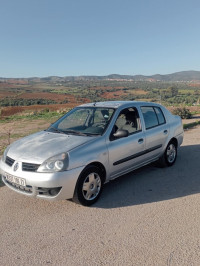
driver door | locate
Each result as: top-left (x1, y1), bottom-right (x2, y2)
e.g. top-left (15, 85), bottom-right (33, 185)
top-left (107, 107), bottom-right (146, 179)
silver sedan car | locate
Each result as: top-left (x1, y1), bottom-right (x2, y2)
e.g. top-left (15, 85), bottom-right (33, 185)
top-left (0, 101), bottom-right (184, 206)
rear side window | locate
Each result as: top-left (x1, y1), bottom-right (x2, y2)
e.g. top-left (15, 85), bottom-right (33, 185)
top-left (141, 106), bottom-right (166, 130)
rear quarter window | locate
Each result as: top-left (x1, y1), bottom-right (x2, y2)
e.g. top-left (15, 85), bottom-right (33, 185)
top-left (154, 107), bottom-right (166, 125)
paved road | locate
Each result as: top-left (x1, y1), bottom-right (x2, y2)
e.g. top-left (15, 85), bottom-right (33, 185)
top-left (1, 127), bottom-right (200, 266)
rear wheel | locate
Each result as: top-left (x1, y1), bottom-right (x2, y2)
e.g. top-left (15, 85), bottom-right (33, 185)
top-left (158, 141), bottom-right (177, 167)
top-left (73, 165), bottom-right (104, 206)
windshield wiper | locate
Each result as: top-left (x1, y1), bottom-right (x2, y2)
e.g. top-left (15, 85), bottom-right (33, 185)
top-left (48, 127), bottom-right (64, 134)
top-left (63, 130), bottom-right (88, 136)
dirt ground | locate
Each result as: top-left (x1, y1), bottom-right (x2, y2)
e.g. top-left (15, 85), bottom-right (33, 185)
top-left (0, 125), bottom-right (200, 265)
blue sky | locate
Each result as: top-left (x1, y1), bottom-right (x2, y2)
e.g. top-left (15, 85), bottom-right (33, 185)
top-left (1, 0), bottom-right (200, 77)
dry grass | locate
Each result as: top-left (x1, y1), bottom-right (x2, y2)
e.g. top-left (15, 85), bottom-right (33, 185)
top-left (0, 114), bottom-right (61, 187)
top-left (0, 103), bottom-right (77, 117)
top-left (0, 117), bottom-right (55, 155)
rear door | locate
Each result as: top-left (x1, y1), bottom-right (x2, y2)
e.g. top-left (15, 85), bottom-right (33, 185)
top-left (140, 106), bottom-right (169, 160)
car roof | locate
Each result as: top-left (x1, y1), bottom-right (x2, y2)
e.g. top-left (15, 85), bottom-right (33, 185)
top-left (79, 101), bottom-right (162, 109)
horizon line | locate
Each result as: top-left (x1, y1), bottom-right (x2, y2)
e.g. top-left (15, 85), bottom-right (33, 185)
top-left (0, 70), bottom-right (199, 79)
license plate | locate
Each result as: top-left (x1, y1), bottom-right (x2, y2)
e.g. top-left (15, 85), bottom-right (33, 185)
top-left (5, 173), bottom-right (26, 187)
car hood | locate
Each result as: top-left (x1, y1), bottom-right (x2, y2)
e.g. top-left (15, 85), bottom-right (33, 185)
top-left (7, 131), bottom-right (96, 164)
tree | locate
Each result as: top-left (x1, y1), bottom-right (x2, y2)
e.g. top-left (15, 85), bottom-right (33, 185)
top-left (167, 86), bottom-right (179, 97)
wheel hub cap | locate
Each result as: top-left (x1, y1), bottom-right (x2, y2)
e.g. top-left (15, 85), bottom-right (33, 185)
top-left (167, 144), bottom-right (176, 163)
top-left (82, 172), bottom-right (101, 201)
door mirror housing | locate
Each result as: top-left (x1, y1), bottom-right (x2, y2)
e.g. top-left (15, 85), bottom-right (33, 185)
top-left (113, 129), bottom-right (129, 139)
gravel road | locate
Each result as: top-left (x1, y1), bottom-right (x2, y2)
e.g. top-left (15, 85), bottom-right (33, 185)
top-left (0, 126), bottom-right (200, 266)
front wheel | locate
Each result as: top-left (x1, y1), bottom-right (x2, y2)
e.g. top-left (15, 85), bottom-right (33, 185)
top-left (73, 166), bottom-right (104, 206)
top-left (158, 141), bottom-right (177, 167)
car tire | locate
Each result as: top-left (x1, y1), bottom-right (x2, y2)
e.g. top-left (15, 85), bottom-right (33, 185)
top-left (158, 141), bottom-right (177, 167)
top-left (73, 165), bottom-right (104, 206)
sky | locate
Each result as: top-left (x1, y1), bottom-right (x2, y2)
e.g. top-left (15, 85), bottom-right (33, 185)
top-left (0, 0), bottom-right (200, 78)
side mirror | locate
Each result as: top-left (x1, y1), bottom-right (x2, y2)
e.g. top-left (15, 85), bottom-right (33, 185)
top-left (113, 129), bottom-right (129, 139)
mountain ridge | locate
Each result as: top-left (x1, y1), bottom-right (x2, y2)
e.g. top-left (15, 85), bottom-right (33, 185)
top-left (1, 70), bottom-right (200, 82)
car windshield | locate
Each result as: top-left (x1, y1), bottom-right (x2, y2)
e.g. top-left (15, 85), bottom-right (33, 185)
top-left (47, 107), bottom-right (115, 136)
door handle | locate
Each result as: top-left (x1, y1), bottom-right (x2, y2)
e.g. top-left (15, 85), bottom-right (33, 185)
top-left (163, 130), bottom-right (168, 134)
top-left (138, 138), bottom-right (144, 144)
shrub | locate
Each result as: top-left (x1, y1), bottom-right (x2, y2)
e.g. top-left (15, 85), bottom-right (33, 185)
top-left (183, 121), bottom-right (200, 129)
top-left (172, 107), bottom-right (192, 119)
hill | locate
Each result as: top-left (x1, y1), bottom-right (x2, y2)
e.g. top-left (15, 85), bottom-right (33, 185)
top-left (1, 70), bottom-right (200, 82)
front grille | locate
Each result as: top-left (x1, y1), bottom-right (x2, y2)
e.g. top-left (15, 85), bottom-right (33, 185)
top-left (22, 162), bottom-right (40, 172)
top-left (5, 156), bottom-right (40, 172)
top-left (5, 156), bottom-right (15, 167)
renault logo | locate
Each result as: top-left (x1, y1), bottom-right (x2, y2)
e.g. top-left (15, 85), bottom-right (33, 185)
top-left (13, 162), bottom-right (19, 172)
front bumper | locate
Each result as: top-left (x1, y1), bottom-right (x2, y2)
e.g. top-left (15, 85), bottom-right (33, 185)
top-left (0, 159), bottom-right (84, 201)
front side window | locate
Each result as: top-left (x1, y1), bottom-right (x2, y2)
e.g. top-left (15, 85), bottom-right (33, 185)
top-left (113, 107), bottom-right (141, 135)
top-left (48, 107), bottom-right (115, 136)
top-left (141, 106), bottom-right (166, 130)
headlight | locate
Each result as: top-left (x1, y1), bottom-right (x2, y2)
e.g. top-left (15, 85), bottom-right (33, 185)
top-left (2, 146), bottom-right (10, 162)
top-left (37, 153), bottom-right (69, 173)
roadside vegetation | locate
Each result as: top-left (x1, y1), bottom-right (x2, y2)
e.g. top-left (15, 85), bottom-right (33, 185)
top-left (183, 121), bottom-right (200, 130)
top-left (172, 107), bottom-right (192, 119)
top-left (0, 108), bottom-right (65, 123)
